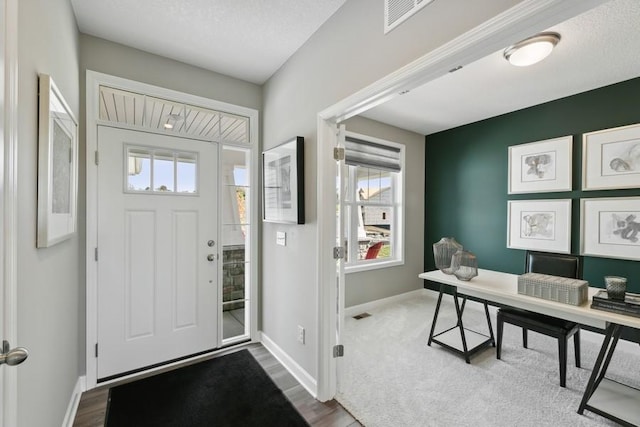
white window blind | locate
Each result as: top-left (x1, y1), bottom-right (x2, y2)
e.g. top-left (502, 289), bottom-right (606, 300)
top-left (344, 135), bottom-right (402, 172)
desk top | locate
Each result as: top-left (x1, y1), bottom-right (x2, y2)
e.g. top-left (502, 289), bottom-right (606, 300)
top-left (419, 269), bottom-right (640, 330)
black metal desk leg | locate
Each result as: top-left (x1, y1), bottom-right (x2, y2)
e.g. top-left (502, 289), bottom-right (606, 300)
top-left (483, 302), bottom-right (496, 347)
top-left (577, 323), bottom-right (622, 414)
top-left (427, 285), bottom-right (445, 346)
top-left (453, 291), bottom-right (471, 363)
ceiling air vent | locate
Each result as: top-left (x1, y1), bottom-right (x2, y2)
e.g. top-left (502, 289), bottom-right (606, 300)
top-left (384, 0), bottom-right (435, 34)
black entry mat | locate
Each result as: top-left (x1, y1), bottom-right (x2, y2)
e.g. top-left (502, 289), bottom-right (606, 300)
top-left (105, 349), bottom-right (309, 427)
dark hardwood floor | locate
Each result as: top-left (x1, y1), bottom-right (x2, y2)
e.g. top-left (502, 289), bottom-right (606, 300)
top-left (72, 343), bottom-right (361, 427)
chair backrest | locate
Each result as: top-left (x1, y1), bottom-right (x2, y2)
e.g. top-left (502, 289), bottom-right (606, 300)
top-left (525, 251), bottom-right (581, 279)
top-left (365, 242), bottom-right (384, 259)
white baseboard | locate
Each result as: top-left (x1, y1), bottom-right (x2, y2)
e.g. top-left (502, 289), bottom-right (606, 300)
top-left (259, 332), bottom-right (318, 398)
top-left (61, 376), bottom-right (86, 427)
top-left (344, 288), bottom-right (427, 317)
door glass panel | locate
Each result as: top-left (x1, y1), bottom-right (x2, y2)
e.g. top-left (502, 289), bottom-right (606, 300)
top-left (153, 152), bottom-right (174, 192)
top-left (176, 153), bottom-right (197, 193)
top-left (222, 145), bottom-right (251, 341)
top-left (127, 149), bottom-right (152, 191)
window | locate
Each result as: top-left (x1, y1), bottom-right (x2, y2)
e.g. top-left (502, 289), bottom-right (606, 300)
top-left (126, 146), bottom-right (198, 194)
top-left (221, 146), bottom-right (252, 341)
top-left (343, 133), bottom-right (404, 272)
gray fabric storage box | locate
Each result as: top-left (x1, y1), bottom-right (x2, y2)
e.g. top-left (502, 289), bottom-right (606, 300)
top-left (517, 272), bottom-right (588, 306)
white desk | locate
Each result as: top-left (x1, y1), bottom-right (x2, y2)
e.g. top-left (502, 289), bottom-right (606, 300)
top-left (420, 269), bottom-right (640, 427)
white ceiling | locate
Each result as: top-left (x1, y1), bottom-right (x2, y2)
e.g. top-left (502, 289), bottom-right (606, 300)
top-left (362, 0), bottom-right (640, 135)
top-left (70, 0), bottom-right (348, 84)
top-left (71, 0), bottom-right (640, 136)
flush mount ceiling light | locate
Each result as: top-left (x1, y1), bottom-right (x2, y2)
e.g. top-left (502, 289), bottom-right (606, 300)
top-left (503, 32), bottom-right (561, 67)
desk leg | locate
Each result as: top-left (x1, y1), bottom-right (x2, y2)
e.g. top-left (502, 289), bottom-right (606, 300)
top-left (427, 286), bottom-right (444, 347)
top-left (578, 323), bottom-right (623, 415)
top-left (483, 302), bottom-right (496, 347)
top-left (453, 290), bottom-right (471, 364)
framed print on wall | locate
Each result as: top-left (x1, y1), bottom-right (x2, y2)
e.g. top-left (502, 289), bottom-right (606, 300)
top-left (507, 199), bottom-right (571, 253)
top-left (262, 136), bottom-right (305, 224)
top-left (582, 122), bottom-right (640, 190)
top-left (581, 197), bottom-right (640, 261)
top-left (508, 135), bottom-right (572, 194)
top-left (37, 74), bottom-right (79, 248)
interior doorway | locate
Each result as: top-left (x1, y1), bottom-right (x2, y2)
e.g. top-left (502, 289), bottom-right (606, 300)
top-left (315, 1), bottom-right (602, 402)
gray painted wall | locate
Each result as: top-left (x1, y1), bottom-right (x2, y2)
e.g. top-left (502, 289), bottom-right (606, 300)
top-left (17, 0), bottom-right (81, 425)
top-left (79, 34), bottom-right (262, 111)
top-left (261, 0), bottom-right (521, 378)
top-left (342, 116), bottom-right (425, 308)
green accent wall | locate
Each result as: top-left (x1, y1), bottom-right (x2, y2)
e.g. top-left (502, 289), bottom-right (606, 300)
top-left (424, 76), bottom-right (640, 293)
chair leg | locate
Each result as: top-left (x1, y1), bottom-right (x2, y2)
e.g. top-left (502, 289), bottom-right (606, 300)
top-left (496, 316), bottom-right (503, 360)
top-left (574, 329), bottom-right (581, 368)
top-left (522, 328), bottom-right (528, 349)
top-left (558, 337), bottom-right (567, 388)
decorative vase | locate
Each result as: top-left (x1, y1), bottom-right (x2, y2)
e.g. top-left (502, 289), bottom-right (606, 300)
top-left (450, 250), bottom-right (478, 281)
top-left (605, 276), bottom-right (627, 301)
top-left (433, 237), bottom-right (463, 274)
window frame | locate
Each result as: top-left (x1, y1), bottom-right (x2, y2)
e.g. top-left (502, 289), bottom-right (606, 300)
top-left (343, 132), bottom-right (405, 274)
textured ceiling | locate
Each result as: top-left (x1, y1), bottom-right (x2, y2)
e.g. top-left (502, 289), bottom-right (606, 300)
top-left (71, 0), bottom-right (347, 84)
top-left (362, 0), bottom-right (640, 135)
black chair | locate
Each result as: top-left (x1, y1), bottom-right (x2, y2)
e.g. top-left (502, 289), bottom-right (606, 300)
top-left (496, 251), bottom-right (581, 387)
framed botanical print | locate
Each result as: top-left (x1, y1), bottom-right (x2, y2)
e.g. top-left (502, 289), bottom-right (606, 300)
top-left (508, 135), bottom-right (572, 194)
top-left (582, 122), bottom-right (640, 190)
top-left (581, 197), bottom-right (640, 261)
top-left (507, 199), bottom-right (572, 253)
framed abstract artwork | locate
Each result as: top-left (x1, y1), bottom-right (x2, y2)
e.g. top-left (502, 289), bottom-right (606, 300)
top-left (508, 135), bottom-right (572, 194)
top-left (262, 136), bottom-right (305, 224)
top-left (37, 74), bottom-right (79, 248)
top-left (581, 197), bottom-right (640, 261)
top-left (507, 199), bottom-right (572, 253)
top-left (582, 122), bottom-right (640, 190)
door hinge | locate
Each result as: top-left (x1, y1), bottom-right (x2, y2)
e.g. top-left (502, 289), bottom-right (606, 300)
top-left (333, 147), bottom-right (345, 161)
top-left (333, 246), bottom-right (345, 260)
top-left (333, 344), bottom-right (344, 358)
top-left (94, 150), bottom-right (99, 165)
top-left (95, 343), bottom-right (98, 358)
top-left (94, 247), bottom-right (98, 261)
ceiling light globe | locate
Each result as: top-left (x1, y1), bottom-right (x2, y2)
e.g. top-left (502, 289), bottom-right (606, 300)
top-left (504, 32), bottom-right (560, 67)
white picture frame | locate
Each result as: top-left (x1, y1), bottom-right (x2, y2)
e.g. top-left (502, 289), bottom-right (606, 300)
top-left (580, 197), bottom-right (640, 261)
top-left (582, 122), bottom-right (640, 190)
top-left (37, 74), bottom-right (78, 248)
top-left (507, 199), bottom-right (572, 253)
top-left (508, 135), bottom-right (572, 194)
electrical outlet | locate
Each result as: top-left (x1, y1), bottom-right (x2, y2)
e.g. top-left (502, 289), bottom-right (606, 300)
top-left (297, 325), bottom-right (305, 344)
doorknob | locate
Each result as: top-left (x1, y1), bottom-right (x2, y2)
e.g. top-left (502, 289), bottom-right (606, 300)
top-left (0, 340), bottom-right (28, 367)
top-left (207, 254), bottom-right (216, 262)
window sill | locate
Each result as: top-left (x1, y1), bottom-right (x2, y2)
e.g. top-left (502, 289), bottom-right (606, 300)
top-left (345, 259), bottom-right (404, 274)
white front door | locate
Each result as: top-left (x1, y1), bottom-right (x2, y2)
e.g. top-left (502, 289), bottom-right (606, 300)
top-left (97, 126), bottom-right (219, 379)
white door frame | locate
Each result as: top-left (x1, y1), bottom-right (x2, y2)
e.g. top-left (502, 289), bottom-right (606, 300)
top-left (315, 0), bottom-right (606, 401)
top-left (1, 0), bottom-right (19, 424)
top-left (85, 71), bottom-right (259, 389)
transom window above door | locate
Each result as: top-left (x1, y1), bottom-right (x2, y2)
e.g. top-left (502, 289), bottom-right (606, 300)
top-left (99, 85), bottom-right (250, 144)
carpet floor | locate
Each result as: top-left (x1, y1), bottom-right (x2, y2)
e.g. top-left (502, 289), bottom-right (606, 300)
top-left (337, 291), bottom-right (640, 427)
top-left (106, 349), bottom-right (308, 427)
